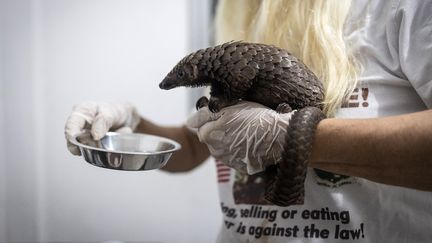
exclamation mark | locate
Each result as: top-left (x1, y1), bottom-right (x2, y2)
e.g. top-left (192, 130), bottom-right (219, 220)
top-left (361, 88), bottom-right (369, 107)
top-left (360, 223), bottom-right (365, 238)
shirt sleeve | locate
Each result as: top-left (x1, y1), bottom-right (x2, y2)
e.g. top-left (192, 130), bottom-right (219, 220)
top-left (397, 0), bottom-right (432, 108)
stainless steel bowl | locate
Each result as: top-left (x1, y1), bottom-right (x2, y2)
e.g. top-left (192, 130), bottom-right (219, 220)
top-left (70, 132), bottom-right (181, 171)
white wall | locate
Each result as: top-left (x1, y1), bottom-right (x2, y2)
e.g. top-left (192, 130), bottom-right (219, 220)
top-left (2, 0), bottom-right (40, 241)
top-left (0, 0), bottom-right (220, 242)
top-left (0, 4), bottom-right (7, 240)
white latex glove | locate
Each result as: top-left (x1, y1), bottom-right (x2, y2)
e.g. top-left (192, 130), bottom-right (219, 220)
top-left (186, 101), bottom-right (295, 175)
top-left (65, 102), bottom-right (141, 155)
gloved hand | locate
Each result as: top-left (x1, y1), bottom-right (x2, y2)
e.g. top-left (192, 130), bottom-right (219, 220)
top-left (186, 101), bottom-right (295, 174)
top-left (65, 102), bottom-right (141, 155)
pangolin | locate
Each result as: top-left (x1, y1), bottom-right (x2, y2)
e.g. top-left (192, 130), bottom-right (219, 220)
top-left (159, 41), bottom-right (325, 206)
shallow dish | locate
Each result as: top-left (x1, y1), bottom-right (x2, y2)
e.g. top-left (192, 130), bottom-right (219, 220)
top-left (70, 132), bottom-right (181, 171)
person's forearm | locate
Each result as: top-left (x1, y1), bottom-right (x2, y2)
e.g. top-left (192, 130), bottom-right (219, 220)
top-left (135, 118), bottom-right (210, 172)
top-left (309, 109), bottom-right (432, 190)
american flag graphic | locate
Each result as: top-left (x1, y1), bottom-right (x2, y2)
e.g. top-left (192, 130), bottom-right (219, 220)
top-left (216, 160), bottom-right (231, 183)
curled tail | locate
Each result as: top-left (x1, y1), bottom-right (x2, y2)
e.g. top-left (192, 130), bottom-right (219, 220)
top-left (265, 107), bottom-right (325, 206)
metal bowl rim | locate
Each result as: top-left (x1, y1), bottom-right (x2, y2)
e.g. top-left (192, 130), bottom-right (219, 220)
top-left (69, 131), bottom-right (181, 155)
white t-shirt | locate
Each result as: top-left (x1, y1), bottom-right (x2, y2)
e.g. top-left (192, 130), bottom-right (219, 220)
top-left (215, 0), bottom-right (432, 242)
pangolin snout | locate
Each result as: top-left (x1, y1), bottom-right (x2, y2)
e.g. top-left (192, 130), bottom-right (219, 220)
top-left (159, 79), bottom-right (176, 90)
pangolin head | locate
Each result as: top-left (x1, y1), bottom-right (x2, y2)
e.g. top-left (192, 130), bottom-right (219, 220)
top-left (159, 53), bottom-right (202, 90)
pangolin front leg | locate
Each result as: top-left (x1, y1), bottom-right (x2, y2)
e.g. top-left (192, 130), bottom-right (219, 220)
top-left (208, 96), bottom-right (239, 113)
top-left (195, 96), bottom-right (239, 112)
top-left (276, 103), bottom-right (293, 113)
top-left (196, 96), bottom-right (209, 110)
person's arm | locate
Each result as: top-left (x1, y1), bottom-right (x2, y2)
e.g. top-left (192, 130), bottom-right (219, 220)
top-left (135, 118), bottom-right (210, 172)
top-left (64, 102), bottom-right (210, 173)
top-left (310, 109), bottom-right (432, 190)
top-left (187, 101), bottom-right (432, 190)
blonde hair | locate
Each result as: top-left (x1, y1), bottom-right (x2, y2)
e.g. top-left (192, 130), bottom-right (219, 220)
top-left (214, 0), bottom-right (359, 116)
